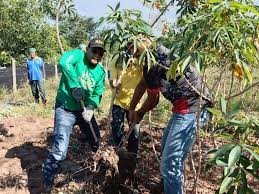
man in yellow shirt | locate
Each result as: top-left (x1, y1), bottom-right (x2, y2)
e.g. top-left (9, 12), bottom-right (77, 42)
top-left (109, 37), bottom-right (152, 155)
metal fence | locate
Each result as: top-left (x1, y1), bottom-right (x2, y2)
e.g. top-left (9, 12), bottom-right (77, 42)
top-left (0, 59), bottom-right (58, 91)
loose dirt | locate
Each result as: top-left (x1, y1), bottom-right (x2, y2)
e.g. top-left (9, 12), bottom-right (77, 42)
top-left (0, 116), bottom-right (224, 194)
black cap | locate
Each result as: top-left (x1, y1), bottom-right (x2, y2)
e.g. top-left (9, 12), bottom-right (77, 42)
top-left (88, 38), bottom-right (106, 52)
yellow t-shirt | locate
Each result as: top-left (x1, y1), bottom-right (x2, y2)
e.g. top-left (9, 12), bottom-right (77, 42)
top-left (109, 61), bottom-right (143, 110)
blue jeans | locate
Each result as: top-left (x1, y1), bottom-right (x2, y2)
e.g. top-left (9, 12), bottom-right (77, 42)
top-left (111, 105), bottom-right (140, 154)
top-left (30, 80), bottom-right (46, 103)
top-left (42, 102), bottom-right (100, 185)
top-left (160, 109), bottom-right (211, 194)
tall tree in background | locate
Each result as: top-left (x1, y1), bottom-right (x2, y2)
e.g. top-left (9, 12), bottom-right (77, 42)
top-left (40, 0), bottom-right (76, 53)
top-left (0, 0), bottom-right (59, 65)
top-left (60, 15), bottom-right (98, 48)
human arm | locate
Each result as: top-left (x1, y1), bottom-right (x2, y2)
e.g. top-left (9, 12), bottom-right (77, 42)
top-left (39, 58), bottom-right (46, 80)
top-left (129, 76), bottom-right (160, 124)
top-left (59, 50), bottom-right (81, 89)
top-left (109, 61), bottom-right (122, 89)
top-left (26, 60), bottom-right (30, 82)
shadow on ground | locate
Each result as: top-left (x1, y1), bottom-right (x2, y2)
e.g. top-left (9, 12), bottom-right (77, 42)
top-left (5, 142), bottom-right (49, 194)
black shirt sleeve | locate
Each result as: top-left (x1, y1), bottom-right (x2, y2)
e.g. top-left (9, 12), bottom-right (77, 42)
top-left (143, 64), bottom-right (162, 89)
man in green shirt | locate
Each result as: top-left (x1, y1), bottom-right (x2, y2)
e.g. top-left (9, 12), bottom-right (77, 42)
top-left (42, 38), bottom-right (106, 189)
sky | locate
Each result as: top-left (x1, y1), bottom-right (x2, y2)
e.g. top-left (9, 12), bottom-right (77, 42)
top-left (74, 0), bottom-right (177, 34)
top-left (74, 0), bottom-right (259, 34)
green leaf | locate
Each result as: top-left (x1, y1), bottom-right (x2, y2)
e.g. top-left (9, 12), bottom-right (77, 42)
top-left (215, 133), bottom-right (234, 140)
top-left (240, 155), bottom-right (251, 168)
top-left (224, 28), bottom-right (234, 48)
top-left (150, 51), bottom-right (157, 66)
top-left (229, 102), bottom-right (240, 118)
top-left (234, 49), bottom-right (242, 65)
top-left (208, 0), bottom-right (223, 3)
top-left (228, 146), bottom-right (241, 170)
top-left (207, 108), bottom-right (222, 117)
top-left (115, 2), bottom-right (120, 11)
top-left (246, 161), bottom-right (259, 171)
top-left (133, 36), bottom-right (137, 54)
top-left (147, 50), bottom-right (151, 70)
top-left (228, 119), bottom-right (245, 126)
top-left (243, 146), bottom-right (259, 161)
top-left (209, 144), bottom-right (235, 162)
top-left (213, 28), bottom-right (221, 48)
top-left (216, 159), bottom-right (228, 166)
top-left (219, 175), bottom-right (233, 194)
top-left (166, 62), bottom-right (178, 80)
top-left (139, 50), bottom-right (146, 66)
top-left (180, 55), bottom-right (192, 75)
top-left (237, 169), bottom-right (248, 194)
top-left (107, 5), bottom-right (114, 11)
top-left (194, 53), bottom-right (202, 73)
top-left (220, 96), bottom-right (227, 114)
top-left (241, 62), bottom-right (252, 84)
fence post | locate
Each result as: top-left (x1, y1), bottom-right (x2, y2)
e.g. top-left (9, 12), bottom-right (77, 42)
top-left (54, 57), bottom-right (58, 79)
top-left (42, 64), bottom-right (46, 80)
top-left (12, 58), bottom-right (17, 93)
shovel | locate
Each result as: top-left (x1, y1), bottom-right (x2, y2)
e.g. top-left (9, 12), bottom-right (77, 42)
top-left (116, 122), bottom-right (138, 183)
top-left (80, 100), bottom-right (98, 143)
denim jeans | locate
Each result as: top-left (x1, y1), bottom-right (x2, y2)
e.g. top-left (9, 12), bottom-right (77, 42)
top-left (111, 105), bottom-right (140, 154)
top-left (160, 109), bottom-right (211, 194)
top-left (42, 102), bottom-right (100, 185)
top-left (30, 80), bottom-right (46, 103)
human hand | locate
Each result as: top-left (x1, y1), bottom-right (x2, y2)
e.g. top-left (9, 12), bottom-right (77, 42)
top-left (129, 110), bottom-right (144, 124)
top-left (129, 109), bottom-right (137, 125)
top-left (82, 107), bottom-right (94, 122)
top-left (71, 87), bottom-right (84, 102)
top-left (112, 79), bottom-right (121, 89)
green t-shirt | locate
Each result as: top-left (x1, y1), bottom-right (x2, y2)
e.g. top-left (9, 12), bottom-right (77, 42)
top-left (56, 49), bottom-right (105, 111)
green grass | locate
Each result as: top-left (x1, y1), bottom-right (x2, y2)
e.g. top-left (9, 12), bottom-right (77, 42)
top-left (0, 68), bottom-right (258, 122)
top-left (0, 77), bottom-right (171, 126)
top-left (0, 78), bottom-right (59, 118)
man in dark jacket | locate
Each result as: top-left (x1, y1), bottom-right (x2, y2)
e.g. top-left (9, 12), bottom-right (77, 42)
top-left (129, 45), bottom-right (211, 194)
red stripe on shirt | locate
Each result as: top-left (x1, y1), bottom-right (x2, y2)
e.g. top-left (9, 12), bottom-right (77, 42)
top-left (147, 88), bottom-right (160, 94)
top-left (172, 97), bottom-right (189, 114)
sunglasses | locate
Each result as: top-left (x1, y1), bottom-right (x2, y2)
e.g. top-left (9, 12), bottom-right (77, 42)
top-left (90, 47), bottom-right (105, 56)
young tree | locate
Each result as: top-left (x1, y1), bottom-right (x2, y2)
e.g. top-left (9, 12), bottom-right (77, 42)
top-left (39, 0), bottom-right (76, 53)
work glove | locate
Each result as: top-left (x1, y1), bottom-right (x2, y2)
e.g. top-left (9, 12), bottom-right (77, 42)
top-left (71, 87), bottom-right (84, 102)
top-left (82, 107), bottom-right (94, 122)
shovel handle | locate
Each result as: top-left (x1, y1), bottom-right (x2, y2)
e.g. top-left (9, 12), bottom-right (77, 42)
top-left (118, 122), bottom-right (136, 148)
top-left (88, 120), bottom-right (98, 143)
top-left (80, 100), bottom-right (98, 143)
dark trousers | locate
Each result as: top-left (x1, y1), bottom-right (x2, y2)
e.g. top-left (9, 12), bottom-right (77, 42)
top-left (111, 104), bottom-right (140, 154)
top-left (30, 80), bottom-right (46, 103)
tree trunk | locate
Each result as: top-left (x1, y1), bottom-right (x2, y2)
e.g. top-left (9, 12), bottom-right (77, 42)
top-left (151, 0), bottom-right (174, 27)
top-left (56, 0), bottom-right (64, 54)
